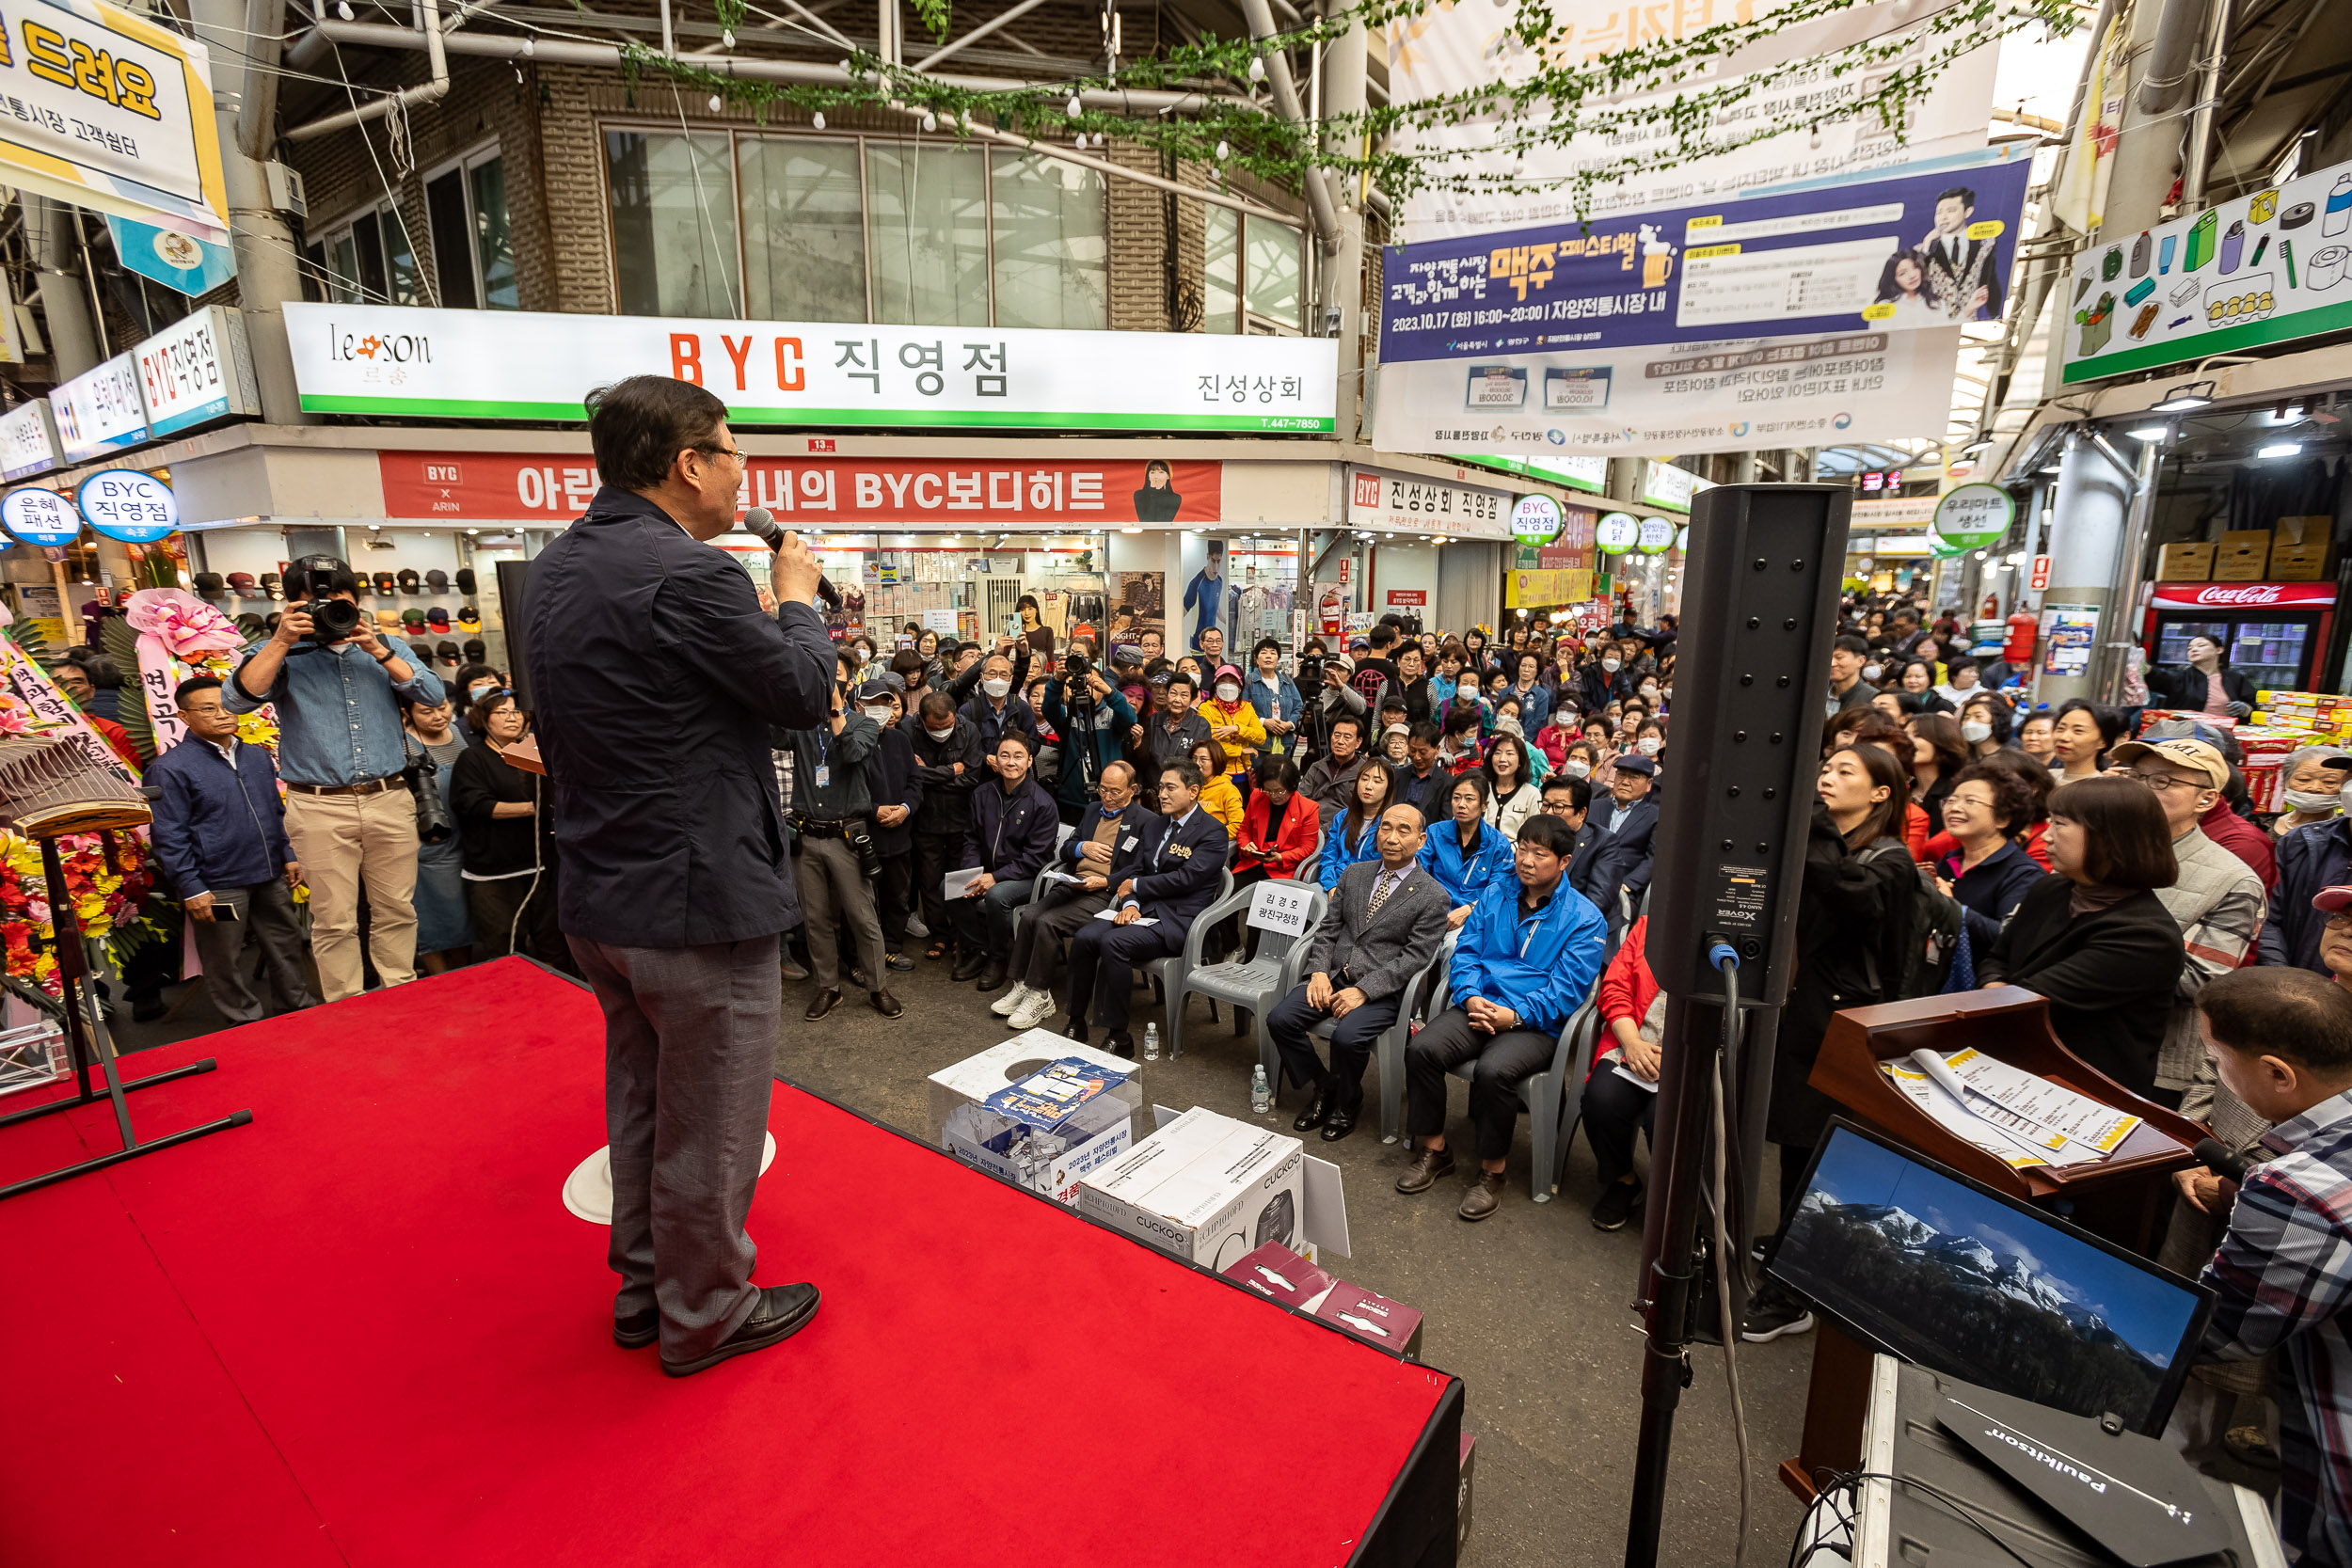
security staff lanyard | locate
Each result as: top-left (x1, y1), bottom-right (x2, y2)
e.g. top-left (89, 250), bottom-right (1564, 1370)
top-left (814, 728), bottom-right (832, 790)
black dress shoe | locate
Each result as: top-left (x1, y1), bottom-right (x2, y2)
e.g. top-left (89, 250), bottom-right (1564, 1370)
top-left (870, 990), bottom-right (903, 1019)
top-left (1104, 1029), bottom-right (1136, 1058)
top-left (1292, 1085), bottom-right (1332, 1132)
top-left (613, 1307), bottom-right (659, 1349)
top-left (950, 954), bottom-right (987, 983)
top-left (660, 1283), bottom-right (822, 1377)
top-left (1064, 1016), bottom-right (1089, 1043)
top-left (1320, 1104), bottom-right (1359, 1142)
top-left (804, 988), bottom-right (843, 1022)
top-left (977, 961), bottom-right (1008, 991)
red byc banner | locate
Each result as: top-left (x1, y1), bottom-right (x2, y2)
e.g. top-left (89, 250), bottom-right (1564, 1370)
top-left (378, 453), bottom-right (1224, 526)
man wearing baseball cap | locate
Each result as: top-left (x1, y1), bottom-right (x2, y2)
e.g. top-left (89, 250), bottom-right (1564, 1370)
top-left (2109, 737), bottom-right (2268, 1108)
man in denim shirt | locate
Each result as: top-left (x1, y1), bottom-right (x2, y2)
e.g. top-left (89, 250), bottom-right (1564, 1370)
top-left (226, 556), bottom-right (444, 1000)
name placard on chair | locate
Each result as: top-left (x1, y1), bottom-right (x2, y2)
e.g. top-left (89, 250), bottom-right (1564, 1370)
top-left (1247, 880), bottom-right (1313, 936)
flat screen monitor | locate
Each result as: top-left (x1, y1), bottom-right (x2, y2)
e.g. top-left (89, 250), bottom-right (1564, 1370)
top-left (1765, 1119), bottom-right (2215, 1435)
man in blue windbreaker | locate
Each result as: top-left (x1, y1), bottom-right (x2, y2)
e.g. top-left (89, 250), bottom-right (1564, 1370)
top-left (1395, 813), bottom-right (1608, 1221)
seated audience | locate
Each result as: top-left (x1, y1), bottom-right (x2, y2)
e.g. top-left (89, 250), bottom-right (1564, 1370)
top-left (1584, 913), bottom-right (1661, 1230)
top-left (1574, 751), bottom-right (1658, 930)
top-left (992, 762), bottom-right (1150, 1032)
top-left (952, 733), bottom-right (1059, 992)
top-left (1321, 759), bottom-right (1396, 891)
top-left (1420, 772), bottom-right (1518, 927)
top-left (1061, 762), bottom-right (1231, 1056)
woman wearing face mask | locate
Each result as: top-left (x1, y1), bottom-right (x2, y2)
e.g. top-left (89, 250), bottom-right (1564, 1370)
top-left (850, 635), bottom-right (879, 669)
top-left (1635, 674), bottom-right (1663, 715)
top-left (1195, 663), bottom-right (1267, 790)
top-left (1564, 739), bottom-right (1604, 785)
top-left (1245, 638), bottom-right (1301, 756)
top-left (1482, 735), bottom-right (1543, 839)
top-left (1629, 720), bottom-right (1665, 767)
top-left (1534, 703), bottom-right (1579, 772)
top-left (1957, 693), bottom-right (2010, 759)
top-left (1981, 775), bottom-right (2185, 1096)
top-left (451, 663), bottom-right (501, 745)
top-left (2274, 746), bottom-right (2352, 837)
top-left (1581, 648), bottom-right (1626, 713)
top-left (1857, 652), bottom-right (1887, 690)
top-left (2049, 698), bottom-right (2121, 784)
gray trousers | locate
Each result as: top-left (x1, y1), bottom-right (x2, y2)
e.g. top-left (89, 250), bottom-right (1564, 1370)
top-left (1011, 883), bottom-right (1110, 989)
top-left (191, 878), bottom-right (318, 1023)
top-left (569, 932), bottom-right (782, 1361)
top-left (797, 835), bottom-right (883, 990)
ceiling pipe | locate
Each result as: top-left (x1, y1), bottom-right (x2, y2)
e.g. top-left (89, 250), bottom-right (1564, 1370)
top-left (1234, 0), bottom-right (1340, 253)
top-left (302, 17), bottom-right (1248, 113)
top-left (286, 0), bottom-right (451, 140)
top-left (2136, 0), bottom-right (2210, 115)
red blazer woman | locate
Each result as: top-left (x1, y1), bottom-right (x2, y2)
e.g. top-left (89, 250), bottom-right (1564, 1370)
top-left (1234, 787), bottom-right (1322, 880)
top-left (1591, 915), bottom-right (1661, 1080)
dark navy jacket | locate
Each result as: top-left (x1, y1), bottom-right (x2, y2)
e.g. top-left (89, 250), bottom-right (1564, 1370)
top-left (146, 736), bottom-right (294, 897)
top-left (963, 774), bottom-right (1058, 879)
top-left (863, 724), bottom-right (924, 857)
top-left (905, 713), bottom-right (984, 838)
top-left (1577, 794), bottom-right (1659, 927)
top-left (2264, 816), bottom-right (2352, 974)
top-left (1062, 800), bottom-right (1156, 881)
top-left (959, 691), bottom-right (1039, 755)
top-left (525, 486), bottom-right (835, 948)
top-left (1119, 805), bottom-right (1232, 925)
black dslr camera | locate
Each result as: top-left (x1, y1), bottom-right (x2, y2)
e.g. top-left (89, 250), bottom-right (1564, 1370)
top-left (297, 559), bottom-right (362, 643)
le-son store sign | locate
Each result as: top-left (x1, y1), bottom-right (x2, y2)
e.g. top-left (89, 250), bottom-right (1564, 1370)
top-left (287, 304), bottom-right (1339, 435)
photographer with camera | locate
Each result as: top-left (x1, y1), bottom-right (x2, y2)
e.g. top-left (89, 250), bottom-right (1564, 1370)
top-left (785, 665), bottom-right (901, 1022)
top-left (227, 555), bottom-right (446, 1002)
top-left (1041, 652), bottom-right (1137, 827)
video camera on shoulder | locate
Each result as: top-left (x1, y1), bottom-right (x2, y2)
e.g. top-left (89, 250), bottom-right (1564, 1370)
top-left (294, 556), bottom-right (362, 643)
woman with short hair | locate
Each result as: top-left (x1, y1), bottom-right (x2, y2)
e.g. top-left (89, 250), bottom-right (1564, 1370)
top-left (1932, 760), bottom-right (2047, 952)
top-left (1980, 774), bottom-right (2186, 1095)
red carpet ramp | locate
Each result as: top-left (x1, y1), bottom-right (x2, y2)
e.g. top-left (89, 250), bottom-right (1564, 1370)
top-left (0, 958), bottom-right (1459, 1566)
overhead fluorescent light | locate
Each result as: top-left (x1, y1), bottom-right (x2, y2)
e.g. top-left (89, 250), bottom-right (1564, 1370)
top-left (2038, 464), bottom-right (2062, 475)
top-left (2259, 442), bottom-right (2303, 459)
top-left (2151, 381), bottom-right (2216, 412)
top-left (2125, 424), bottom-right (2170, 442)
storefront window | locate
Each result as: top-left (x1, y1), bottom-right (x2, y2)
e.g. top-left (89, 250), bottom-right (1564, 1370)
top-left (607, 129), bottom-right (740, 317)
top-left (1202, 204), bottom-right (1305, 335)
top-left (471, 157), bottom-right (518, 309)
top-left (866, 143), bottom-right (991, 326)
top-left (740, 135), bottom-right (868, 321)
top-left (989, 151), bottom-right (1106, 331)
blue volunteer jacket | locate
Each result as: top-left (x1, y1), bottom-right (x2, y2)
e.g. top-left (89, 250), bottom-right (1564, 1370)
top-left (1319, 809), bottom-right (1382, 890)
top-left (1448, 874), bottom-right (1610, 1036)
top-left (146, 736), bottom-right (294, 897)
top-left (1418, 816), bottom-right (1518, 906)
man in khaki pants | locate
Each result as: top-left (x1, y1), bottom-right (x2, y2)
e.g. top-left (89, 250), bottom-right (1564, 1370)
top-left (227, 558), bottom-right (446, 1000)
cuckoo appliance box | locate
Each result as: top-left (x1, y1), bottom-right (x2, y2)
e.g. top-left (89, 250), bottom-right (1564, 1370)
top-left (1314, 1282), bottom-right (1427, 1361)
top-left (1221, 1242), bottom-right (1337, 1310)
top-left (929, 1035), bottom-right (1145, 1206)
top-left (1077, 1106), bottom-right (1305, 1269)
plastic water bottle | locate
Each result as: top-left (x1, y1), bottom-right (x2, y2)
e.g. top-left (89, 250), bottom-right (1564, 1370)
top-left (1250, 1065), bottom-right (1272, 1116)
top-left (1142, 1023), bottom-right (1160, 1062)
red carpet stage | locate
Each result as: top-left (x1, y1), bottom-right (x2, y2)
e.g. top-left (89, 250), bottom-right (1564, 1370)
top-left (0, 958), bottom-right (1460, 1566)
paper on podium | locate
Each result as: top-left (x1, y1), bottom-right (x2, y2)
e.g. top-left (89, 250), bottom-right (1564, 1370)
top-left (1938, 1046), bottom-right (2142, 1154)
top-left (1880, 1063), bottom-right (2080, 1170)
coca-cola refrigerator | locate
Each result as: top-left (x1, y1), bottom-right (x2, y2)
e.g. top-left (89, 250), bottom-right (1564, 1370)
top-left (2142, 581), bottom-right (2337, 694)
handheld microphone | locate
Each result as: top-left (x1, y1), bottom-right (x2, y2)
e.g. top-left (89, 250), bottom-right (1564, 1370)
top-left (741, 506), bottom-right (842, 610)
top-left (2194, 1136), bottom-right (2252, 1185)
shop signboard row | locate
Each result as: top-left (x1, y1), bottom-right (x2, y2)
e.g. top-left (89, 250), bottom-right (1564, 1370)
top-left (286, 305), bottom-right (1341, 436)
top-left (5, 304), bottom-right (262, 479)
top-left (1344, 466), bottom-right (1515, 540)
top-left (2062, 150), bottom-right (2352, 384)
top-left (378, 451), bottom-right (1228, 528)
top-left (3, 467), bottom-right (177, 544)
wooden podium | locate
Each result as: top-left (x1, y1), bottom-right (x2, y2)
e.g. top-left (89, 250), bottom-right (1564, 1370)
top-left (1778, 984), bottom-right (2205, 1501)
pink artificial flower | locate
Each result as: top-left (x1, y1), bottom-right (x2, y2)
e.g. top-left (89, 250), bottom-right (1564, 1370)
top-left (124, 588), bottom-right (246, 658)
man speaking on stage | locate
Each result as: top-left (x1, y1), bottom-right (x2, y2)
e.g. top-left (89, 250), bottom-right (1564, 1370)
top-left (527, 375), bottom-right (836, 1377)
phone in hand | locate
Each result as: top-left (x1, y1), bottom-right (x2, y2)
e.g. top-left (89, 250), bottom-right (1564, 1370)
top-left (214, 902), bottom-right (243, 923)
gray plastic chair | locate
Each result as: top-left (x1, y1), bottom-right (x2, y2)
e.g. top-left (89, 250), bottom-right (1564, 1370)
top-left (1414, 963), bottom-right (1604, 1203)
top-left (1142, 867), bottom-right (1233, 1046)
top-left (1170, 879), bottom-right (1327, 1069)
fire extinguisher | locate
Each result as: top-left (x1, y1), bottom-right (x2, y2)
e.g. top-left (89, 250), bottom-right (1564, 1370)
top-left (1980, 593), bottom-right (1999, 621)
top-left (2003, 609), bottom-right (2038, 667)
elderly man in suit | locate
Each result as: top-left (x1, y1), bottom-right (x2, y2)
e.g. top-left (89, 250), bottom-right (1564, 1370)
top-left (1062, 759), bottom-right (1231, 1056)
top-left (993, 761), bottom-right (1154, 1031)
top-left (528, 374), bottom-right (835, 1378)
top-left (1576, 751), bottom-right (1658, 932)
top-left (1269, 803), bottom-right (1451, 1142)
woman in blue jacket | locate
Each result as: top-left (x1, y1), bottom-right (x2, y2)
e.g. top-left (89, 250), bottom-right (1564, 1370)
top-left (1320, 758), bottom-right (1397, 889)
top-left (1419, 771), bottom-right (1518, 925)
top-left (1244, 637), bottom-right (1303, 757)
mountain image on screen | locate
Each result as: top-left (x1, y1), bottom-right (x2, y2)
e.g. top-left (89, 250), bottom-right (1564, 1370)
top-left (1780, 1191), bottom-right (2171, 1424)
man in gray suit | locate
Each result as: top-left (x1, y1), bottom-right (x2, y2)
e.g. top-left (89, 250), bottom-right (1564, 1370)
top-left (1268, 803), bottom-right (1450, 1141)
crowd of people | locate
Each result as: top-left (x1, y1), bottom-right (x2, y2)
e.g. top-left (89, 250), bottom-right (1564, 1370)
top-left (72, 539), bottom-right (2352, 1553)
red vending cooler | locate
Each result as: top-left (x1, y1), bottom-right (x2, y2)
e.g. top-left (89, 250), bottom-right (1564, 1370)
top-left (2142, 581), bottom-right (2338, 692)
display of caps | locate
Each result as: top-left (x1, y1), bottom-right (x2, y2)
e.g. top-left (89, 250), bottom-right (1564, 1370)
top-left (259, 572), bottom-right (282, 599)
top-left (457, 605), bottom-right (481, 629)
top-left (234, 611), bottom-right (265, 640)
top-left (425, 569), bottom-right (451, 593)
top-left (462, 638), bottom-right (486, 663)
top-left (227, 571), bottom-right (257, 594)
top-left (396, 568), bottom-right (422, 594)
top-left (435, 640), bottom-right (461, 663)
top-left (426, 607), bottom-right (451, 629)
top-left (193, 572), bottom-right (226, 598)
top-left (373, 609), bottom-right (402, 631)
top-left (400, 609), bottom-right (427, 629)
top-left (455, 568), bottom-right (477, 595)
top-left (373, 571), bottom-right (397, 594)
top-left (351, 573), bottom-right (372, 597)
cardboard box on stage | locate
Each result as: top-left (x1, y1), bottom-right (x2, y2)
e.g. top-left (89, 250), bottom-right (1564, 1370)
top-left (1078, 1106), bottom-right (1305, 1270)
top-left (928, 1034), bottom-right (1147, 1206)
top-left (1221, 1242), bottom-right (1336, 1310)
top-left (1315, 1282), bottom-right (1426, 1361)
